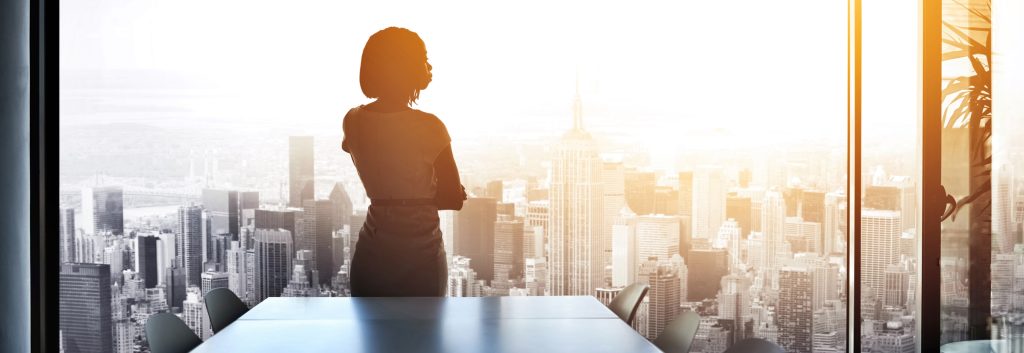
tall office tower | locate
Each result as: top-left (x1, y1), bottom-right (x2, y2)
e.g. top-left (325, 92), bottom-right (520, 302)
top-left (990, 253), bottom-right (1017, 313)
top-left (60, 207), bottom-right (76, 263)
top-left (176, 205), bottom-right (204, 287)
top-left (244, 250), bottom-right (256, 306)
top-left (739, 168), bottom-right (753, 188)
top-left (602, 160), bottom-right (626, 284)
top-left (595, 287), bottom-right (622, 306)
top-left (783, 187), bottom-right (803, 217)
top-left (778, 266), bottom-right (813, 353)
top-left (678, 171), bottom-right (694, 217)
top-left (283, 250), bottom-right (320, 297)
top-left (549, 87), bottom-right (604, 297)
top-left (165, 265), bottom-right (187, 310)
top-left (135, 235), bottom-right (159, 288)
top-left (60, 263), bottom-right (112, 353)
top-left (182, 287), bottom-right (205, 338)
top-left (823, 193), bottom-right (843, 256)
top-left (497, 203), bottom-right (516, 218)
top-left (493, 219), bottom-right (525, 284)
top-left (81, 186), bottom-right (124, 235)
top-left (454, 197), bottom-right (498, 282)
top-left (653, 186), bottom-right (679, 215)
top-left (692, 166), bottom-right (725, 241)
top-left (812, 261), bottom-right (841, 312)
top-left (801, 191), bottom-right (825, 223)
top-left (487, 180), bottom-right (505, 202)
top-left (784, 217), bottom-right (821, 254)
top-left (239, 190), bottom-right (260, 211)
top-left (875, 322), bottom-right (915, 353)
top-left (255, 208), bottom-right (304, 247)
top-left (111, 288), bottom-right (132, 353)
top-left (206, 233), bottom-right (231, 272)
top-left (639, 258), bottom-right (680, 340)
top-left (200, 271), bottom-right (230, 297)
top-left (761, 191), bottom-right (786, 289)
top-left (289, 135), bottom-right (315, 207)
top-left (993, 164), bottom-right (1016, 254)
top-left (448, 256), bottom-right (482, 297)
top-left (725, 195), bottom-right (752, 240)
top-left (883, 264), bottom-right (910, 308)
top-left (636, 215), bottom-right (680, 265)
top-left (301, 199), bottom-right (335, 284)
top-left (865, 185), bottom-right (901, 211)
top-left (718, 273), bottom-right (753, 344)
top-left (202, 189), bottom-right (240, 241)
top-left (254, 228), bottom-right (294, 303)
top-left (861, 210), bottom-right (902, 319)
top-left (524, 257), bottom-right (548, 296)
top-left (525, 200), bottom-right (549, 259)
top-left (624, 170), bottom-right (656, 215)
top-left (226, 241), bottom-right (249, 303)
top-left (329, 183), bottom-right (353, 231)
top-left (687, 248), bottom-right (728, 302)
top-left (611, 208), bottom-right (638, 287)
top-left (718, 220), bottom-right (743, 272)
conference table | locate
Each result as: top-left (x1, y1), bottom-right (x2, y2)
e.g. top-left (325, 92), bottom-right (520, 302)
top-left (191, 296), bottom-right (664, 352)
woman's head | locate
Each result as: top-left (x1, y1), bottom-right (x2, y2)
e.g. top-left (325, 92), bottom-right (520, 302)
top-left (360, 27), bottom-right (432, 105)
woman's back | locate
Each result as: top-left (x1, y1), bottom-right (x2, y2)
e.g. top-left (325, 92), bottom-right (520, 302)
top-left (343, 105), bottom-right (451, 200)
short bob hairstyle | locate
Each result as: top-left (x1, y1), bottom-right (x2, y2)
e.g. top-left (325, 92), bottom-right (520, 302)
top-left (360, 27), bottom-right (431, 105)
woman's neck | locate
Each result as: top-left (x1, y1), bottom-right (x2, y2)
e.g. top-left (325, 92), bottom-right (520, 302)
top-left (365, 98), bottom-right (411, 113)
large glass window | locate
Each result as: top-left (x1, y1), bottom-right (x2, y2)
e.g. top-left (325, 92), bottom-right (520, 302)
top-left (859, 0), bottom-right (922, 351)
top-left (58, 1), bottom-right (849, 352)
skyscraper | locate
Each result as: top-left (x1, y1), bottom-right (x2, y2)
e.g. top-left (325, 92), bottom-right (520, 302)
top-left (81, 186), bottom-right (124, 235)
top-left (639, 258), bottom-right (680, 340)
top-left (289, 136), bottom-right (314, 207)
top-left (611, 207), bottom-right (638, 287)
top-left (487, 180), bottom-right (504, 202)
top-left (182, 287), bottom-right (205, 338)
top-left (177, 205), bottom-right (204, 287)
top-left (301, 199), bottom-right (335, 284)
top-left (329, 183), bottom-right (353, 232)
top-left (493, 219), bottom-right (525, 285)
top-left (202, 189), bottom-right (240, 241)
top-left (687, 248), bottom-right (728, 301)
top-left (692, 166), bottom-right (725, 240)
top-left (801, 191), bottom-right (825, 223)
top-left (201, 271), bottom-right (230, 297)
top-left (784, 217), bottom-right (821, 254)
top-left (254, 208), bottom-right (303, 246)
top-left (718, 273), bottom-right (753, 344)
top-left (624, 170), bottom-right (656, 215)
top-left (226, 240), bottom-right (249, 304)
top-left (761, 191), bottom-right (786, 289)
top-left (60, 207), bottom-right (76, 263)
top-left (602, 160), bottom-right (627, 287)
top-left (254, 228), bottom-right (293, 303)
top-left (165, 264), bottom-right (186, 310)
top-left (282, 250), bottom-right (320, 297)
top-left (455, 197), bottom-right (497, 281)
top-left (778, 266), bottom-right (813, 353)
top-left (548, 84), bottom-right (603, 296)
top-left (678, 171), bottom-right (693, 217)
top-left (135, 235), bottom-right (159, 288)
top-left (636, 215), bottom-right (680, 266)
top-left (725, 195), bottom-right (752, 239)
top-left (60, 263), bottom-right (112, 353)
top-left (861, 210), bottom-right (902, 320)
top-left (525, 200), bottom-right (549, 259)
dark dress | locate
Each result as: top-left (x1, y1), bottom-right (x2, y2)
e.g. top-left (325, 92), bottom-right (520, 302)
top-left (342, 105), bottom-right (456, 297)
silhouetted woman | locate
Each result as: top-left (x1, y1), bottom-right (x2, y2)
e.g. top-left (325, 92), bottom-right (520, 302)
top-left (343, 27), bottom-right (466, 297)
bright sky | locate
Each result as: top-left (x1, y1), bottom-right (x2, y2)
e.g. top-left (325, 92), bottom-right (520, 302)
top-left (60, 0), bottom-right (848, 148)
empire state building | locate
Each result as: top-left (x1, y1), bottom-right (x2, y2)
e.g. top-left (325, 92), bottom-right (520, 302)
top-left (548, 81), bottom-right (604, 296)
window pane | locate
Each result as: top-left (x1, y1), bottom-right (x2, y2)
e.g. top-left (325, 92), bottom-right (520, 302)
top-left (939, 0), bottom-right (1024, 348)
top-left (861, 0), bottom-right (921, 351)
top-left (58, 1), bottom-right (849, 352)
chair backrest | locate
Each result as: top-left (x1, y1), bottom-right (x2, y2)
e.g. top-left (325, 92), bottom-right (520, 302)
top-left (723, 338), bottom-right (786, 353)
top-left (607, 283), bottom-right (650, 325)
top-left (204, 288), bottom-right (249, 333)
top-left (653, 311), bottom-right (702, 353)
top-left (146, 313), bottom-right (202, 353)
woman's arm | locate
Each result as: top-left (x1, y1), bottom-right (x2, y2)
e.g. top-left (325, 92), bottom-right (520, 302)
top-left (434, 144), bottom-right (466, 211)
